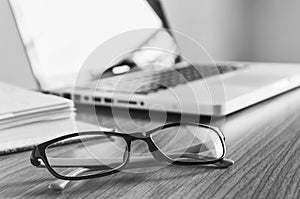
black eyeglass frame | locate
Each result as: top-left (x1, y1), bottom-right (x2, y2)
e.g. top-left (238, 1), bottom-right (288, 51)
top-left (30, 122), bottom-right (226, 181)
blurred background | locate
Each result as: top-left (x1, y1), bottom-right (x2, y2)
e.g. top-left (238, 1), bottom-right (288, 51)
top-left (1, 0), bottom-right (300, 86)
top-left (162, 0), bottom-right (300, 63)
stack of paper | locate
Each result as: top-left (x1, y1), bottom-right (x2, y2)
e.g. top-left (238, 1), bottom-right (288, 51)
top-left (0, 82), bottom-right (104, 154)
top-left (0, 82), bottom-right (74, 130)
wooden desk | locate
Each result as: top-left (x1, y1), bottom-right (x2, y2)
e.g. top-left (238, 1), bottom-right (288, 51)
top-left (1, 88), bottom-right (300, 199)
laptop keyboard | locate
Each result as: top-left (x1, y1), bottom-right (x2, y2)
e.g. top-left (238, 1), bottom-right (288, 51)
top-left (79, 63), bottom-right (244, 95)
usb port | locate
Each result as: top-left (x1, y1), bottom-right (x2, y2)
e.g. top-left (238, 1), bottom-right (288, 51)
top-left (93, 97), bottom-right (101, 102)
top-left (104, 98), bottom-right (113, 103)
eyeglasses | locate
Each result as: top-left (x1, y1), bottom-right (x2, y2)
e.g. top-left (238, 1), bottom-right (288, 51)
top-left (30, 122), bottom-right (234, 181)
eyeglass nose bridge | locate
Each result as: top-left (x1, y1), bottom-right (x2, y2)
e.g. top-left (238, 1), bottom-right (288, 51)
top-left (127, 132), bottom-right (169, 162)
top-left (127, 132), bottom-right (160, 152)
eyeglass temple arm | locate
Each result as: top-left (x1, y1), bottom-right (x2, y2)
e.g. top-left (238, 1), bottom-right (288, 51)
top-left (38, 156), bottom-right (162, 168)
top-left (47, 157), bottom-right (234, 192)
top-left (38, 142), bottom-right (232, 169)
top-left (36, 144), bottom-right (202, 168)
top-left (42, 154), bottom-right (233, 168)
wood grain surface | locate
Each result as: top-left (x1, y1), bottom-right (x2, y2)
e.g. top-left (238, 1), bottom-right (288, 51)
top-left (1, 88), bottom-right (300, 199)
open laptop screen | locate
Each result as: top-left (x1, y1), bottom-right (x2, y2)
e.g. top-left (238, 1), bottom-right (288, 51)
top-left (9, 0), bottom-right (162, 90)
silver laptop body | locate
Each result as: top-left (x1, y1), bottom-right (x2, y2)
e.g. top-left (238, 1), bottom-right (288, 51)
top-left (7, 0), bottom-right (300, 116)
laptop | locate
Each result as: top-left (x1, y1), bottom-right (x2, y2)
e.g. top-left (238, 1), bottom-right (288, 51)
top-left (7, 0), bottom-right (300, 116)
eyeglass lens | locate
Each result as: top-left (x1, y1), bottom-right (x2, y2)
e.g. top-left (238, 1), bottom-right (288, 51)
top-left (150, 125), bottom-right (224, 162)
top-left (45, 134), bottom-right (128, 178)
